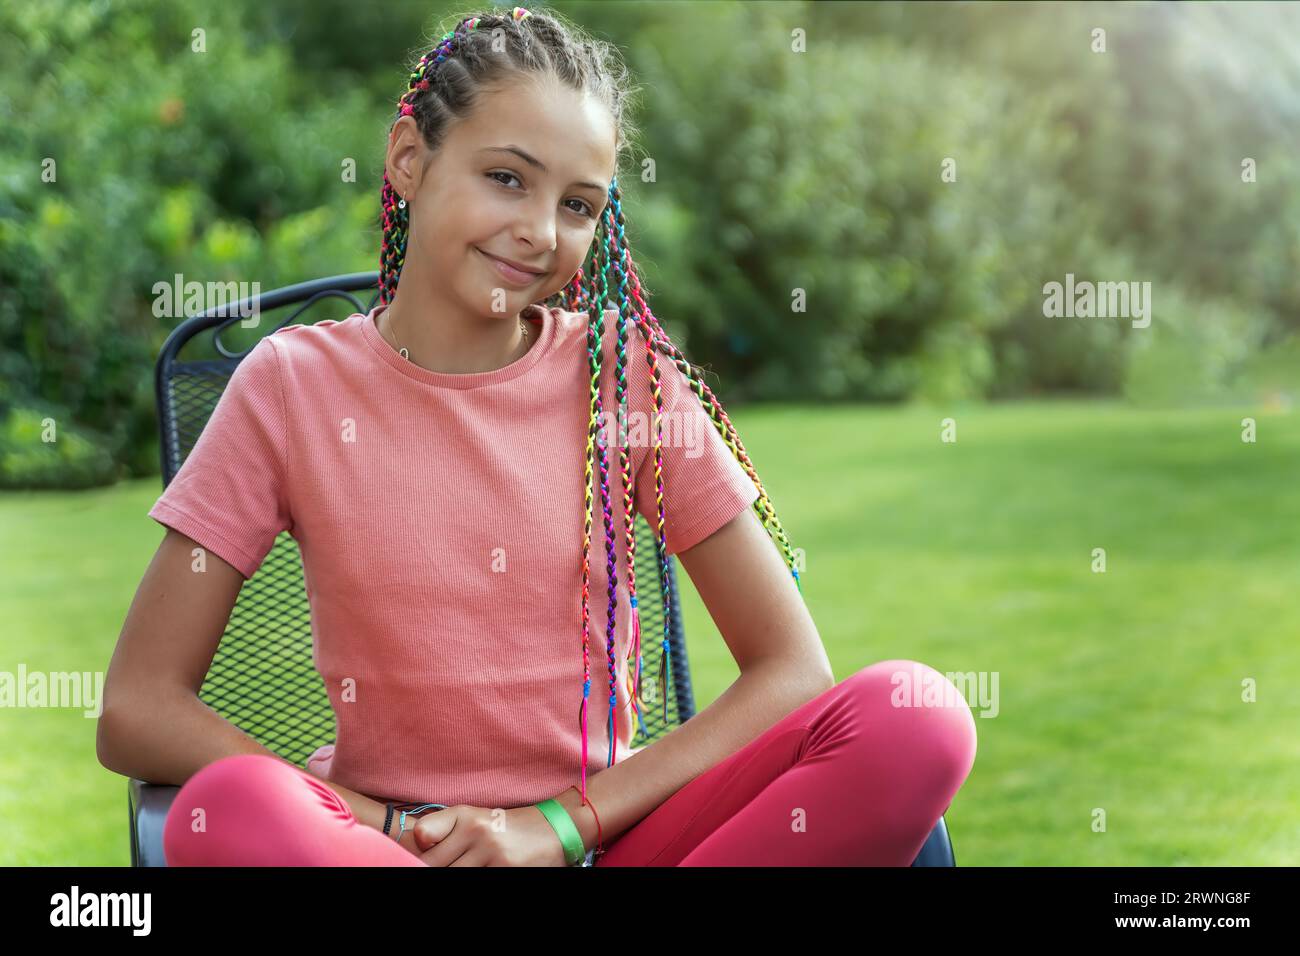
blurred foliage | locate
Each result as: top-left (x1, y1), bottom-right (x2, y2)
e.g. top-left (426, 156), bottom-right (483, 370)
top-left (0, 403), bottom-right (118, 489)
top-left (1, 0), bottom-right (1297, 486)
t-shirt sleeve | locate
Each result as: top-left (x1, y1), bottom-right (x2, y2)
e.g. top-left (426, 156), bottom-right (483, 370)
top-left (148, 336), bottom-right (293, 580)
top-left (629, 337), bottom-right (760, 558)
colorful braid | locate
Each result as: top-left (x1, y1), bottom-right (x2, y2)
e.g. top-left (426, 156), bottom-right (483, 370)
top-left (376, 7), bottom-right (801, 809)
top-left (566, 180), bottom-right (807, 803)
top-left (591, 215), bottom-right (621, 772)
top-left (607, 208), bottom-right (649, 744)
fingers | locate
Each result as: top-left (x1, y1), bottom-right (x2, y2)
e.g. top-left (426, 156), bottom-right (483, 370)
top-left (418, 813), bottom-right (472, 866)
top-left (447, 846), bottom-right (486, 866)
top-left (412, 807), bottom-right (457, 850)
top-left (420, 834), bottom-right (474, 867)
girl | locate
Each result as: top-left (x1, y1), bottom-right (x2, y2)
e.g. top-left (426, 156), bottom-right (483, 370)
top-left (100, 5), bottom-right (977, 866)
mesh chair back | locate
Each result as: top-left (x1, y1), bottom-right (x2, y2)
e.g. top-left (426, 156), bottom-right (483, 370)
top-left (153, 272), bottom-right (695, 768)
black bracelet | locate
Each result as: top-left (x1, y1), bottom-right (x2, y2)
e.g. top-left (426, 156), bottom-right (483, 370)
top-left (383, 800), bottom-right (447, 843)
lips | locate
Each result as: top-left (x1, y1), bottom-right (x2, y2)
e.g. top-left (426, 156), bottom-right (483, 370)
top-left (477, 248), bottom-right (547, 284)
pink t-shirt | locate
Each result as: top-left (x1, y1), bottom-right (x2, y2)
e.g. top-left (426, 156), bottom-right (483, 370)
top-left (149, 301), bottom-right (760, 808)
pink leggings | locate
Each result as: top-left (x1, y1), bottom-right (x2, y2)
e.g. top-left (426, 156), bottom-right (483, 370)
top-left (163, 659), bottom-right (977, 866)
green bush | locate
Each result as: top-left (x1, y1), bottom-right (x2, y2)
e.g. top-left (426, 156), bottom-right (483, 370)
top-left (607, 5), bottom-right (1210, 403)
top-left (0, 405), bottom-right (120, 489)
top-left (0, 0), bottom-right (380, 483)
top-left (1123, 288), bottom-right (1278, 407)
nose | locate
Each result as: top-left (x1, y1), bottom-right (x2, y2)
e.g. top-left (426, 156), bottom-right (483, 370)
top-left (513, 196), bottom-right (558, 255)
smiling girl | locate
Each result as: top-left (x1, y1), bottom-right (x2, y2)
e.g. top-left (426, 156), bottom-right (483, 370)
top-left (100, 5), bottom-right (977, 867)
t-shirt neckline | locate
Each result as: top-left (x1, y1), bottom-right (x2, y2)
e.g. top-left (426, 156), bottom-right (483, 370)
top-left (360, 300), bottom-right (555, 390)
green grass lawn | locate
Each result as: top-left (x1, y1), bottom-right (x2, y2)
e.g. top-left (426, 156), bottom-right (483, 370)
top-left (2, 398), bottom-right (1297, 865)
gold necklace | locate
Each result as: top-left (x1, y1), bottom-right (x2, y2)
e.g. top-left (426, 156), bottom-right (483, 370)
top-left (385, 308), bottom-right (528, 362)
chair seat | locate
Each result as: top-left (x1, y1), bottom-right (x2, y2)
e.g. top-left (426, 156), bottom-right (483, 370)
top-left (128, 778), bottom-right (180, 867)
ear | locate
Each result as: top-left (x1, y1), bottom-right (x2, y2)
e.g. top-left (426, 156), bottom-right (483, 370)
top-left (385, 115), bottom-right (426, 200)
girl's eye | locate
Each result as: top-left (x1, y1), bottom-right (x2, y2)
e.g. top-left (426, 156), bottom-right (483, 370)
top-left (487, 171), bottom-right (595, 219)
top-left (565, 198), bottom-right (596, 218)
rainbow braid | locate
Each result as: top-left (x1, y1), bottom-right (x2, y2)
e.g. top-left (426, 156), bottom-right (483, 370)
top-left (606, 208), bottom-right (650, 742)
top-left (572, 189), bottom-right (673, 806)
top-left (578, 197), bottom-right (669, 794)
top-left (599, 199), bottom-right (665, 731)
top-left (570, 178), bottom-right (812, 799)
top-left (606, 186), bottom-right (802, 588)
top-left (591, 231), bottom-right (622, 771)
top-left (576, 240), bottom-right (610, 802)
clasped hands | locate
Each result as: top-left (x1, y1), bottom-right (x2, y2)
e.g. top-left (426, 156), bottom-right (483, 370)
top-left (404, 804), bottom-right (576, 867)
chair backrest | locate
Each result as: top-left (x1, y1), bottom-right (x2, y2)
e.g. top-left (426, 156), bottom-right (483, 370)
top-left (153, 271), bottom-right (696, 767)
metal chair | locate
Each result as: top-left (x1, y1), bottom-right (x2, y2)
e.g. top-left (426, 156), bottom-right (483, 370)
top-left (131, 271), bottom-right (956, 867)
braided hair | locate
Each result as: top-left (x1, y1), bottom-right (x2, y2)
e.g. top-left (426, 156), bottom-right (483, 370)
top-left (377, 6), bottom-right (802, 805)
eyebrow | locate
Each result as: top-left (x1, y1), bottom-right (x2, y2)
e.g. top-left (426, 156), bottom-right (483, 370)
top-left (478, 145), bottom-right (609, 194)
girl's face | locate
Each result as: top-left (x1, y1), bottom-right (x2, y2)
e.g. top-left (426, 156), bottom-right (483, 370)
top-left (386, 74), bottom-right (618, 317)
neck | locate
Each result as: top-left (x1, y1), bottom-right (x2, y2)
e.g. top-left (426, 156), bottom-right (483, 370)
top-left (379, 282), bottom-right (534, 376)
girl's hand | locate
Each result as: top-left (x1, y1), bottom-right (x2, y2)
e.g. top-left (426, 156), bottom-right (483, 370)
top-left (412, 804), bottom-right (573, 867)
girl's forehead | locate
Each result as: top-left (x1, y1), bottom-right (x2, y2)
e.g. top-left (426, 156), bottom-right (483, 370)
top-left (454, 82), bottom-right (617, 178)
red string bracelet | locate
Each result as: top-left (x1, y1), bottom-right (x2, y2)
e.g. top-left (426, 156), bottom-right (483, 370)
top-left (566, 785), bottom-right (604, 860)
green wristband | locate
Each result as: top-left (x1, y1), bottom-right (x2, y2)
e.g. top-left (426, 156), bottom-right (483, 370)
top-left (534, 798), bottom-right (587, 866)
